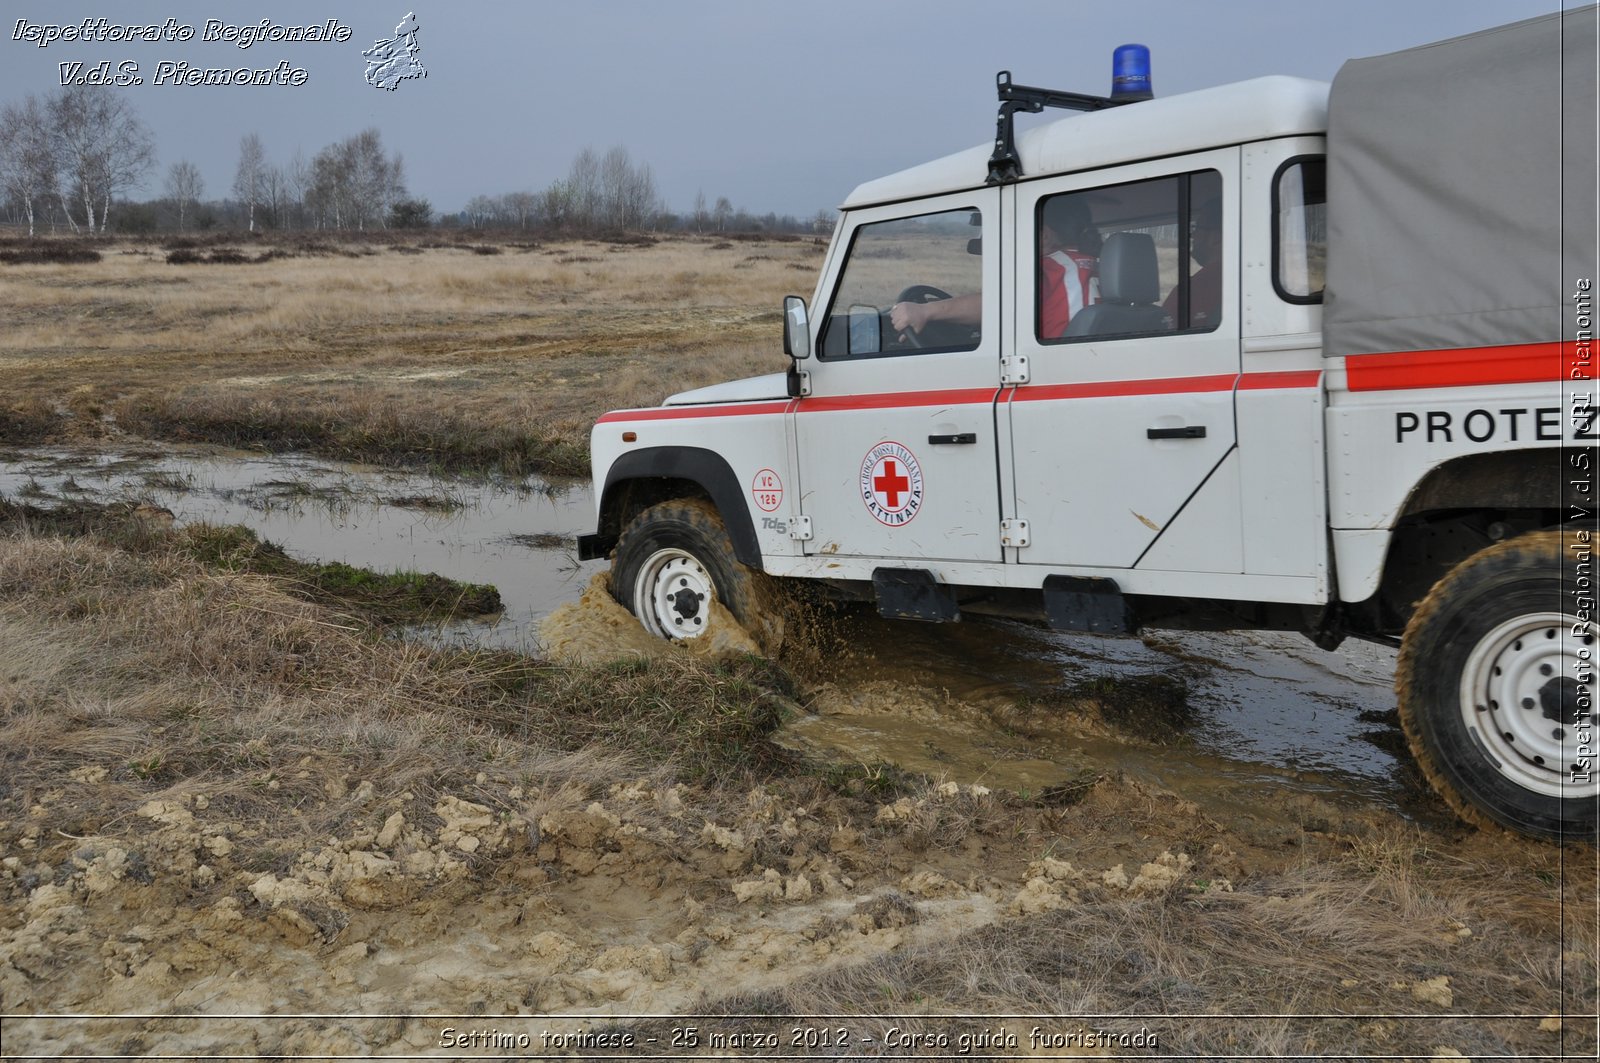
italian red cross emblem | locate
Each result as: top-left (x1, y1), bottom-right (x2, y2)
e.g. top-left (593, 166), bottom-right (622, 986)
top-left (859, 441), bottom-right (924, 526)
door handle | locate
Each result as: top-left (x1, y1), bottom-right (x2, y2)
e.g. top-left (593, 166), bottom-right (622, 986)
top-left (1147, 425), bottom-right (1206, 439)
top-left (928, 433), bottom-right (977, 445)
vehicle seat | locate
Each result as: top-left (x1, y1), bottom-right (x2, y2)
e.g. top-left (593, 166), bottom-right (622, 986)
top-left (1062, 231), bottom-right (1167, 338)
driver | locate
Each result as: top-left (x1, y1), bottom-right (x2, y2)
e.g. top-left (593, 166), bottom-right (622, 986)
top-left (888, 196), bottom-right (1101, 341)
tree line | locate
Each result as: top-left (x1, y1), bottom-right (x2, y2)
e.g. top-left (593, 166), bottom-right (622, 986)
top-left (0, 86), bottom-right (416, 235)
top-left (222, 128), bottom-right (414, 233)
top-left (0, 88), bottom-right (153, 235)
top-left (460, 145), bottom-right (833, 235)
top-left (0, 87), bottom-right (834, 236)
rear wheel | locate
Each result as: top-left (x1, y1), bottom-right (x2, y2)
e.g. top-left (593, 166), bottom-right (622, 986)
top-left (1397, 530), bottom-right (1598, 840)
top-left (610, 498), bottom-right (771, 646)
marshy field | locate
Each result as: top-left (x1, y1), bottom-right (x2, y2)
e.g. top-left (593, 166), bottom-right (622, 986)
top-left (1, 230), bottom-right (1595, 1060)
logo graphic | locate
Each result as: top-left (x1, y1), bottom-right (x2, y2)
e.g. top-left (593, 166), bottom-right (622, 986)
top-left (363, 12), bottom-right (425, 90)
top-left (859, 442), bottom-right (924, 527)
top-left (752, 468), bottom-right (784, 513)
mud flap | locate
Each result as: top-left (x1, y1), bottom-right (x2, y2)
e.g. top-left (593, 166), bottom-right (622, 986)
top-left (577, 533), bottom-right (616, 561)
top-left (1043, 575), bottom-right (1138, 634)
top-left (872, 568), bottom-right (961, 623)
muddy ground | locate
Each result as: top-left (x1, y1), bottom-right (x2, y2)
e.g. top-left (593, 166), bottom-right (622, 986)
top-left (1, 486), bottom-right (1595, 1061)
top-left (1, 236), bottom-right (1596, 1059)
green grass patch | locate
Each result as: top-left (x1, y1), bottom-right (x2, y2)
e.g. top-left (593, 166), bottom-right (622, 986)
top-left (182, 523), bottom-right (501, 623)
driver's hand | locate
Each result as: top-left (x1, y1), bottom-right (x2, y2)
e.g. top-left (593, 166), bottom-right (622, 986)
top-left (889, 301), bottom-right (929, 335)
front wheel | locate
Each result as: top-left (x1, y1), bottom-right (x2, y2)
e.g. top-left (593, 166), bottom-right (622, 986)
top-left (1397, 530), bottom-right (1598, 841)
top-left (610, 498), bottom-right (775, 648)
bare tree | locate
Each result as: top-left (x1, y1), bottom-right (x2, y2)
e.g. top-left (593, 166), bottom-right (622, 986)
top-left (712, 195), bottom-right (733, 232)
top-left (567, 147), bottom-right (600, 230)
top-left (304, 129), bottom-right (407, 230)
top-left (538, 179), bottom-right (573, 230)
top-left (285, 147), bottom-right (309, 229)
top-left (623, 158), bottom-right (659, 231)
top-left (164, 159), bottom-right (203, 231)
top-left (599, 145), bottom-right (631, 229)
top-left (0, 96), bottom-right (57, 236)
top-left (233, 133), bottom-right (266, 231)
top-left (48, 86), bottom-right (153, 232)
top-left (693, 189), bottom-right (707, 233)
top-left (462, 194), bottom-right (495, 229)
top-left (502, 190), bottom-right (537, 229)
top-left (265, 166), bottom-right (289, 229)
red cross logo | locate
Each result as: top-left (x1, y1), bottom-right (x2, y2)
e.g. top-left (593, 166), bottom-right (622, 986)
top-left (860, 442), bottom-right (924, 526)
top-left (873, 460), bottom-right (910, 509)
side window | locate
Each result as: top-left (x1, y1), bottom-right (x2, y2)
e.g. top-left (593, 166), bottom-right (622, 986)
top-left (819, 207), bottom-right (982, 359)
top-left (1035, 170), bottom-right (1222, 343)
top-left (1274, 156), bottom-right (1326, 303)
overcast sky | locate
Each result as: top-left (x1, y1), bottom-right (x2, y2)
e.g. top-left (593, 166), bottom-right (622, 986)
top-left (0, 0), bottom-right (1577, 219)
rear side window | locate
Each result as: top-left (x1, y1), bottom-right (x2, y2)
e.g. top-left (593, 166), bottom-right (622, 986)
top-left (1274, 156), bottom-right (1326, 303)
top-left (1035, 169), bottom-right (1222, 343)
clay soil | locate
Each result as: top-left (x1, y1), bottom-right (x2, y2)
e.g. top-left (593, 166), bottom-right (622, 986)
top-left (1, 233), bottom-right (1596, 1060)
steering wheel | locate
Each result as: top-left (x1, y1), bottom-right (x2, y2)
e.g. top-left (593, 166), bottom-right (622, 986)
top-left (893, 285), bottom-right (954, 348)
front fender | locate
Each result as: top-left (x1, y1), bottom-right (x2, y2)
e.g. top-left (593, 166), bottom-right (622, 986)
top-left (584, 446), bottom-right (762, 567)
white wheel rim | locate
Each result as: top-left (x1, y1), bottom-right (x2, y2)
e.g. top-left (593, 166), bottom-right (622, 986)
top-left (1460, 611), bottom-right (1598, 799)
top-left (633, 547), bottom-right (715, 640)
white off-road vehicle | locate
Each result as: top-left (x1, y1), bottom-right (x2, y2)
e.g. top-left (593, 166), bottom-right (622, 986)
top-left (581, 11), bottom-right (1598, 841)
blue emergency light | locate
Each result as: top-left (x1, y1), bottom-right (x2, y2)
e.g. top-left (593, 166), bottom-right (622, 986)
top-left (1111, 44), bottom-right (1153, 101)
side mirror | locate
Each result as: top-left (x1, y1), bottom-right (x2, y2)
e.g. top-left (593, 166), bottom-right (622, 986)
top-left (783, 295), bottom-right (811, 361)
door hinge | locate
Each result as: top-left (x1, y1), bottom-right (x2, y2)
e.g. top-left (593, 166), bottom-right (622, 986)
top-left (789, 515), bottom-right (814, 542)
top-left (1001, 354), bottom-right (1030, 385)
top-left (1001, 517), bottom-right (1030, 549)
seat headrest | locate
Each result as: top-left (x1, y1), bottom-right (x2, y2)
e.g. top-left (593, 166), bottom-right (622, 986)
top-left (1098, 231), bottom-right (1159, 305)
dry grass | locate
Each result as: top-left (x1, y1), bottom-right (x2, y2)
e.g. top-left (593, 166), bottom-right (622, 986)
top-left (4, 231), bottom-right (1597, 1058)
top-left (0, 232), bottom-right (825, 475)
top-left (647, 829), bottom-right (1597, 1059)
top-left (0, 517), bottom-right (798, 863)
top-left (1, 508), bottom-right (1594, 1057)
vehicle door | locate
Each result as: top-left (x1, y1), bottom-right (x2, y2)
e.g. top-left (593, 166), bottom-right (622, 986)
top-left (795, 188), bottom-right (1004, 562)
top-left (1002, 151), bottom-right (1244, 572)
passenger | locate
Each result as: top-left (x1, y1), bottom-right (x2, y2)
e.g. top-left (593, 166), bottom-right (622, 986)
top-left (888, 195), bottom-right (1102, 341)
top-left (1164, 197), bottom-right (1222, 328)
top-left (1037, 196), bottom-right (1102, 337)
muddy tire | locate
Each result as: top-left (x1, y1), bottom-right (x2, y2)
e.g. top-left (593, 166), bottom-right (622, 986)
top-left (1396, 530), bottom-right (1598, 841)
top-left (611, 498), bottom-right (775, 648)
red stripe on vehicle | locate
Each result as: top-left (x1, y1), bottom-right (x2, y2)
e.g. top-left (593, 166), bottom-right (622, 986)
top-left (1238, 369), bottom-right (1323, 390)
top-left (797, 387), bottom-right (1001, 413)
top-left (1345, 340), bottom-right (1591, 392)
top-left (596, 401), bottom-right (791, 423)
top-left (1009, 373), bottom-right (1238, 402)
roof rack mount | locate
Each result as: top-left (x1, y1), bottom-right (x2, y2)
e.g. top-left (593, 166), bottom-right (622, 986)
top-left (986, 70), bottom-right (1139, 185)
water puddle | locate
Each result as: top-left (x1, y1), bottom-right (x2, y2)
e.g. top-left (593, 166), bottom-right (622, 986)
top-left (0, 445), bottom-right (605, 650)
top-left (2, 444), bottom-right (1413, 820)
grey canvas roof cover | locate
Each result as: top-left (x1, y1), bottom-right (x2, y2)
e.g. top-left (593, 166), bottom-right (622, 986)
top-left (1324, 6), bottom-right (1598, 357)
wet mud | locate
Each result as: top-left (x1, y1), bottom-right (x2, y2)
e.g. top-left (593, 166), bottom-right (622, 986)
top-left (4, 446), bottom-right (1590, 1061)
top-left (1, 444), bottom-right (1413, 825)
